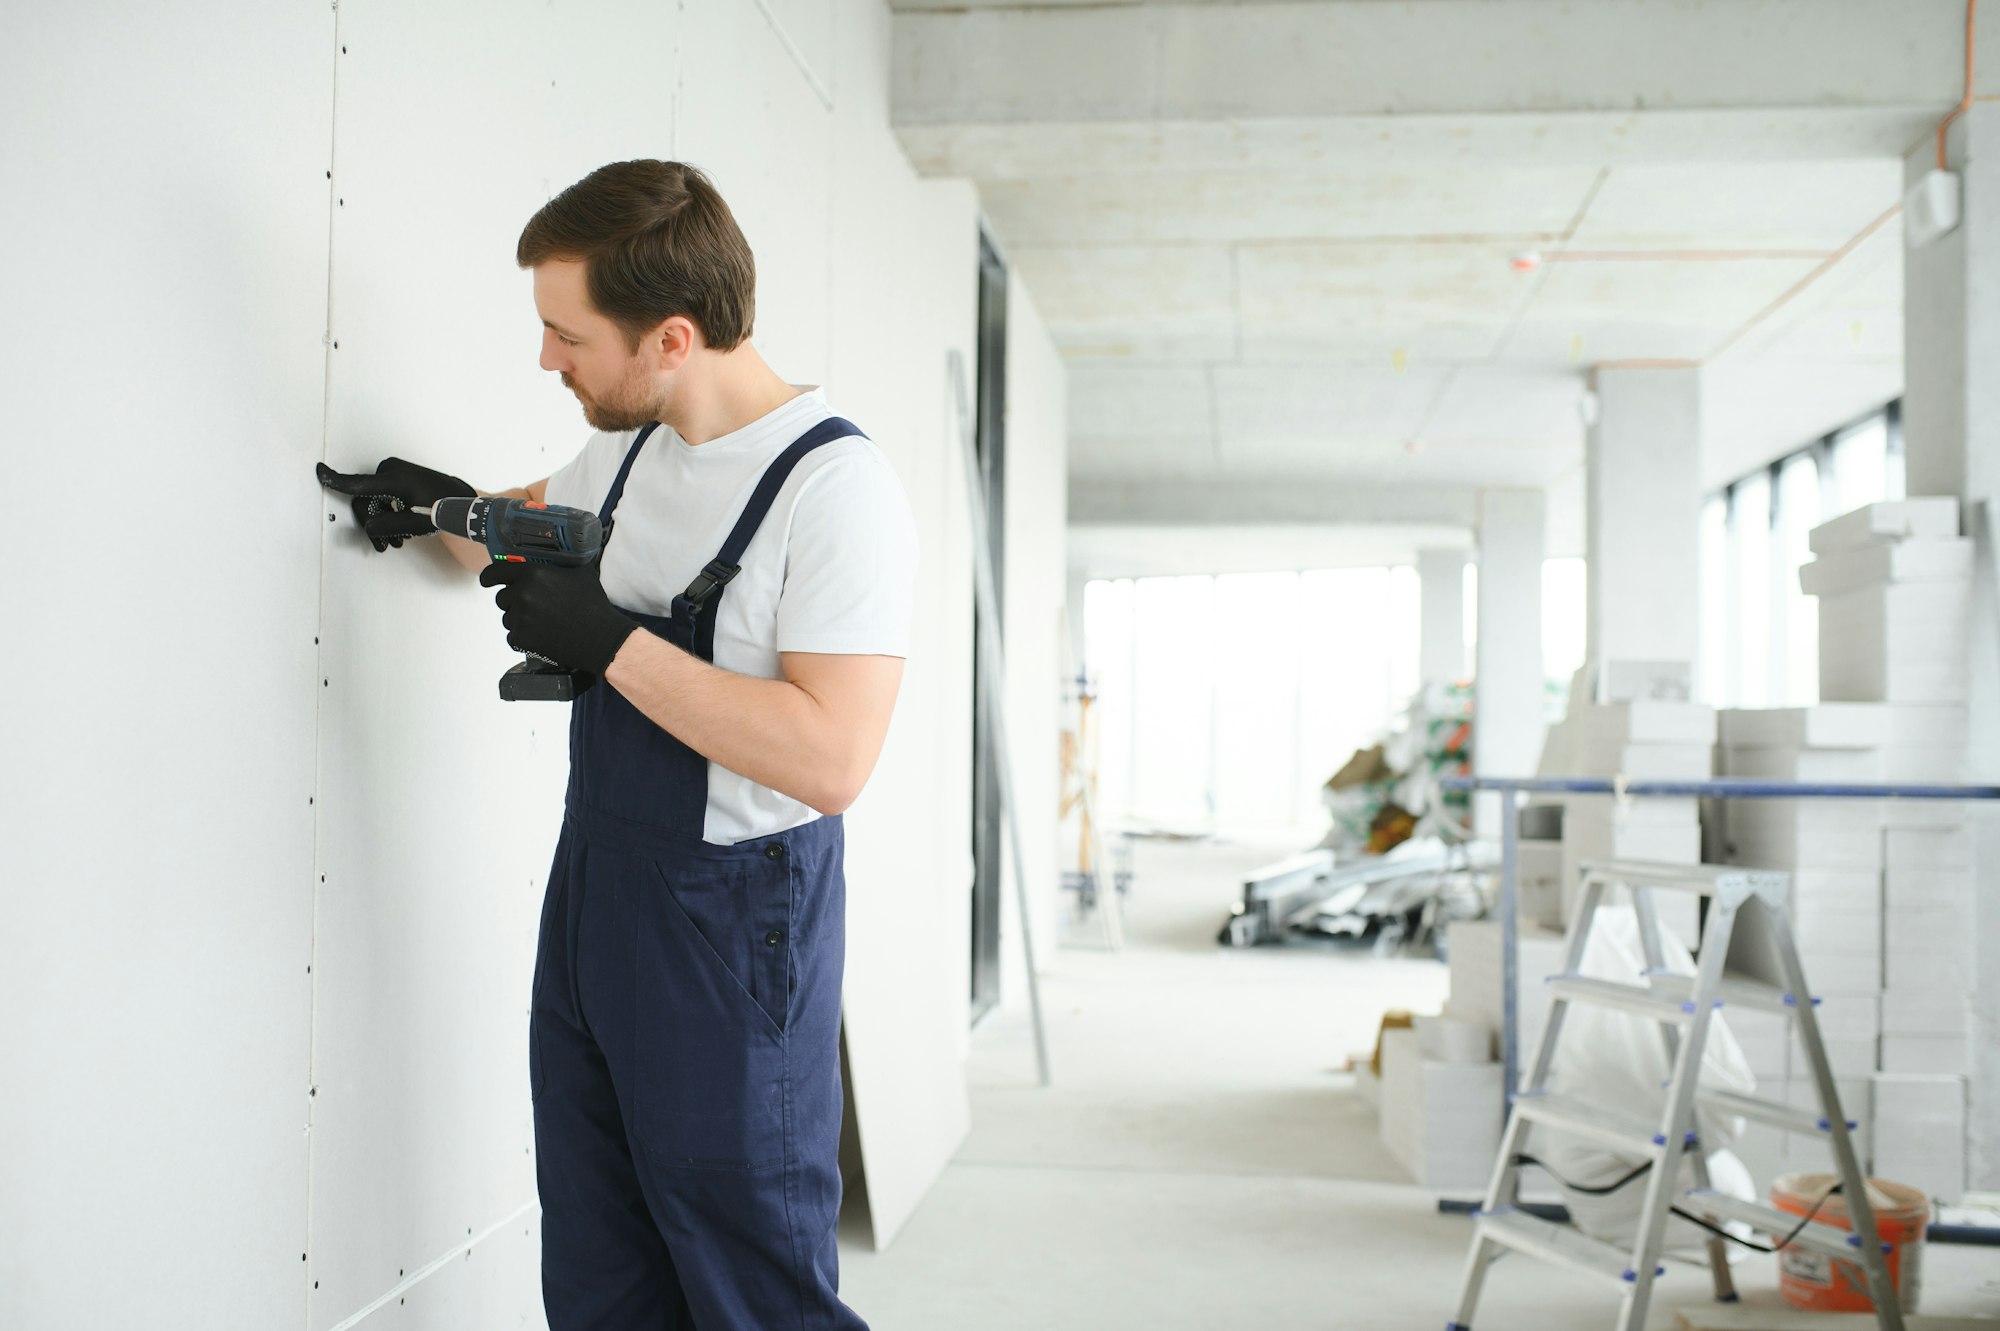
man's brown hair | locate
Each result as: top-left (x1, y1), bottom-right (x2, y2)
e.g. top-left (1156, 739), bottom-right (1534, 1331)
top-left (517, 160), bottom-right (756, 352)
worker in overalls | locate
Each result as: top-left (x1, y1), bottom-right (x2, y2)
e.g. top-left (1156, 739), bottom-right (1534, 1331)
top-left (318, 159), bottom-right (912, 1329)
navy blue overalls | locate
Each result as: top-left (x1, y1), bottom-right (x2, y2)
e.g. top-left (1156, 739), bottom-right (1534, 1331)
top-left (530, 417), bottom-right (871, 1330)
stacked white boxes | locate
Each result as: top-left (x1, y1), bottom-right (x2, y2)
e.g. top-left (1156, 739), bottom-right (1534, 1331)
top-left (1558, 700), bottom-right (1714, 949)
top-left (1446, 917), bottom-right (1569, 1060)
top-left (1709, 498), bottom-right (1974, 1201)
top-left (1374, 920), bottom-right (1567, 1192)
top-left (1806, 499), bottom-right (1971, 707)
top-left (1376, 1026), bottom-right (1504, 1192)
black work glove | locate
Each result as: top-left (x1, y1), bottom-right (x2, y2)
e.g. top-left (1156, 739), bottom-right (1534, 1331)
top-left (316, 457), bottom-right (475, 551)
top-left (480, 559), bottom-right (640, 675)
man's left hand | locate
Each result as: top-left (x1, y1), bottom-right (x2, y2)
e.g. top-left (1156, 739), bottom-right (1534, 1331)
top-left (480, 560), bottom-right (639, 674)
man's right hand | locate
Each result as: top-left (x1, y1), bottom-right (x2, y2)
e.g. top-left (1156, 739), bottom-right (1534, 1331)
top-left (317, 457), bottom-right (475, 551)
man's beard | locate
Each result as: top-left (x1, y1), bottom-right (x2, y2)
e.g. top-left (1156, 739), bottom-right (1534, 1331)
top-left (564, 370), bottom-right (661, 433)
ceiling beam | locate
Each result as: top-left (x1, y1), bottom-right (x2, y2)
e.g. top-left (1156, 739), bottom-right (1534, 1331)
top-left (896, 1), bottom-right (1963, 127)
top-left (1071, 474), bottom-right (1482, 526)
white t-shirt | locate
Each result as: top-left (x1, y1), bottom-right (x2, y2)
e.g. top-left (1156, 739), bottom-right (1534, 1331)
top-left (543, 387), bottom-right (917, 845)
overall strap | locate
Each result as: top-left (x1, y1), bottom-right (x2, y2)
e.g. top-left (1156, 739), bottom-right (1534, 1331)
top-left (677, 416), bottom-right (864, 614)
top-left (598, 420), bottom-right (662, 532)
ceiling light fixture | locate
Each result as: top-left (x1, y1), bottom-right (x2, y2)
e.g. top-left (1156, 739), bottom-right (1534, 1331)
top-left (1509, 251), bottom-right (1543, 273)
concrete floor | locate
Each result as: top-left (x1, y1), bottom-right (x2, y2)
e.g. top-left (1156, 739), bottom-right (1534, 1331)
top-left (838, 836), bottom-right (2000, 1330)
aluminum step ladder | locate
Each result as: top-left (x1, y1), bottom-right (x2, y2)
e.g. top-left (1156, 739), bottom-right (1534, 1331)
top-left (1447, 859), bottom-right (1903, 1331)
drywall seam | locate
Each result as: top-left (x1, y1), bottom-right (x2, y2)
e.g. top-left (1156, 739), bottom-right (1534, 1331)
top-left (322, 1200), bottom-right (538, 1331)
top-left (751, 0), bottom-right (833, 110)
top-left (304, 3), bottom-right (347, 1323)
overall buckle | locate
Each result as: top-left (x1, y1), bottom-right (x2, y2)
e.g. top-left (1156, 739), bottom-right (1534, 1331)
top-left (681, 559), bottom-right (741, 607)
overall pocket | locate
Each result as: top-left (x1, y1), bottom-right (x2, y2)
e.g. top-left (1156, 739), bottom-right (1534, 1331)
top-left (630, 845), bottom-right (795, 1171)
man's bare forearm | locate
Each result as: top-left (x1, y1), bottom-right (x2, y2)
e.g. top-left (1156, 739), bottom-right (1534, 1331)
top-left (603, 631), bottom-right (889, 816)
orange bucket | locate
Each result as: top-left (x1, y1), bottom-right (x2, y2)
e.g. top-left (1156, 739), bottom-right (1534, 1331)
top-left (1771, 1172), bottom-right (1929, 1314)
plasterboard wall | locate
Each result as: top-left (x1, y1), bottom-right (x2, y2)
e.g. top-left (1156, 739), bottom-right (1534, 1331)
top-left (0, 3), bottom-right (332, 1326)
top-left (826, 0), bottom-right (981, 1250)
top-left (1, 0), bottom-right (1029, 1324)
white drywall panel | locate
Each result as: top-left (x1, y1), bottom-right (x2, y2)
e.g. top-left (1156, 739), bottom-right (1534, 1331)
top-left (678, 0), bottom-right (834, 387)
top-left (0, 5), bottom-right (331, 1328)
top-left (338, 1207), bottom-right (541, 1330)
top-left (999, 271), bottom-right (1068, 1000)
top-left (306, 4), bottom-right (675, 1326)
top-left (826, 0), bottom-right (977, 1249)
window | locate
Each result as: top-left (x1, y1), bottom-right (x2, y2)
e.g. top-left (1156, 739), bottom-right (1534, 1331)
top-left (1084, 558), bottom-right (1570, 835)
top-left (1699, 400), bottom-right (1900, 707)
top-left (1542, 557), bottom-right (1587, 712)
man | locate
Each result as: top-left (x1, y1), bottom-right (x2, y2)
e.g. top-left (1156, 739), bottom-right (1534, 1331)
top-left (318, 159), bottom-right (910, 1330)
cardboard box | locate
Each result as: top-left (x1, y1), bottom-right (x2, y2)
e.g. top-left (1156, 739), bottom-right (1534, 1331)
top-left (1575, 701), bottom-right (1717, 746)
top-left (1722, 744), bottom-right (1883, 783)
top-left (1879, 704), bottom-right (1970, 748)
top-left (1885, 826), bottom-right (1971, 870)
top-left (1789, 899), bottom-right (1882, 957)
top-left (1789, 866), bottom-right (1886, 907)
top-left (1880, 987), bottom-right (1970, 1034)
top-left (1446, 920), bottom-right (1567, 1059)
top-left (1798, 537), bottom-right (1973, 597)
top-left (1517, 838), bottom-right (1564, 931)
top-left (1796, 942), bottom-right (1883, 992)
top-left (1726, 1008), bottom-right (1792, 1080)
top-left (1880, 1033), bottom-right (1970, 1076)
top-left (1812, 991), bottom-right (1881, 1040)
top-left (1569, 738), bottom-right (1713, 780)
top-left (1378, 1028), bottom-right (1504, 1193)
top-left (1725, 799), bottom-right (1885, 870)
top-left (1560, 802), bottom-right (1703, 930)
top-left (1883, 867), bottom-right (1973, 911)
top-left (1777, 1075), bottom-right (1875, 1177)
top-left (1818, 582), bottom-right (1972, 704)
top-left (1808, 498), bottom-right (1961, 555)
top-left (1871, 1073), bottom-right (1967, 1202)
top-left (1718, 704), bottom-right (1891, 750)
top-left (1881, 743), bottom-right (1971, 785)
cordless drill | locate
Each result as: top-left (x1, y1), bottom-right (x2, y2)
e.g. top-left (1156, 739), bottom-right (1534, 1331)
top-left (420, 496), bottom-right (607, 702)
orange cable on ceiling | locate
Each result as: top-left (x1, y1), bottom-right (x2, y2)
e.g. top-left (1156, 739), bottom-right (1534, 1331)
top-left (1938, 0), bottom-right (1978, 169)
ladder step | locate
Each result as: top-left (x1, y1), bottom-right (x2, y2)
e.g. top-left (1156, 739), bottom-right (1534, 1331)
top-left (1512, 1091), bottom-right (1691, 1155)
top-left (1653, 972), bottom-right (1808, 1016)
top-left (1579, 859), bottom-right (1788, 898)
top-left (1476, 1208), bottom-right (1664, 1287)
top-left (1680, 1189), bottom-right (1888, 1260)
top-left (1698, 1088), bottom-right (1854, 1137)
top-left (1546, 974), bottom-right (1706, 1024)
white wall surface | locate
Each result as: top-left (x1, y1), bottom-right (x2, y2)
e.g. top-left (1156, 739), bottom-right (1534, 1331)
top-left (0, 1), bottom-right (1008, 1324)
top-left (999, 272), bottom-right (1070, 998)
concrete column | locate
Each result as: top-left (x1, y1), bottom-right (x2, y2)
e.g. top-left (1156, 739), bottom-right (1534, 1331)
top-left (1418, 548), bottom-right (1469, 684)
top-left (1586, 367), bottom-right (1703, 674)
top-left (1902, 101), bottom-right (2000, 1188)
top-left (1473, 489), bottom-right (1546, 836)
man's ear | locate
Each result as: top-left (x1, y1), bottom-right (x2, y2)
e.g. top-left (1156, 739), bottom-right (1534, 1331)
top-left (653, 316), bottom-right (699, 371)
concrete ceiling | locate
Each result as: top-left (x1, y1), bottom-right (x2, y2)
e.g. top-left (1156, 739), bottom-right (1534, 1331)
top-left (891, 0), bottom-right (1974, 561)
